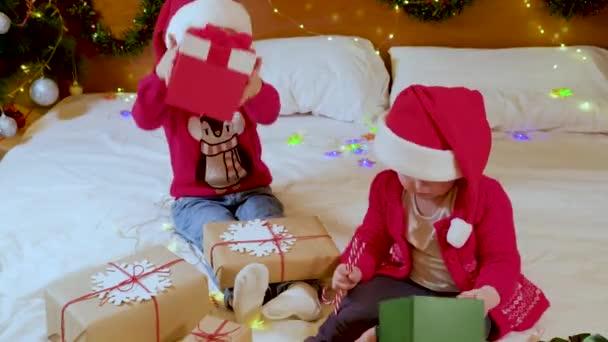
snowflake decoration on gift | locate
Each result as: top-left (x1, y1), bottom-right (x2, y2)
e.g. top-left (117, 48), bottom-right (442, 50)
top-left (220, 219), bottom-right (296, 257)
top-left (91, 260), bottom-right (172, 306)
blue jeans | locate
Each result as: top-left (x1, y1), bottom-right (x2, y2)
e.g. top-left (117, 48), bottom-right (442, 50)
top-left (171, 186), bottom-right (284, 249)
top-left (171, 186), bottom-right (285, 292)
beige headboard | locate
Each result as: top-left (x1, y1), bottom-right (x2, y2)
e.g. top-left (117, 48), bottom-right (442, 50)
top-left (80, 0), bottom-right (608, 92)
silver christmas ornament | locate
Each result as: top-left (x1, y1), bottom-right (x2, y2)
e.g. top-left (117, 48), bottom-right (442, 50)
top-left (0, 12), bottom-right (10, 35)
top-left (0, 111), bottom-right (18, 138)
top-left (30, 77), bottom-right (59, 106)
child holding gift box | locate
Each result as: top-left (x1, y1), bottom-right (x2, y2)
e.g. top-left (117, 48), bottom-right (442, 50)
top-left (133, 0), bottom-right (321, 325)
top-left (306, 85), bottom-right (550, 342)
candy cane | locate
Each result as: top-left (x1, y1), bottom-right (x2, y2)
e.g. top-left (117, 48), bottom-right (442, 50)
top-left (346, 240), bottom-right (356, 273)
top-left (322, 238), bottom-right (366, 315)
top-left (348, 238), bottom-right (366, 273)
top-left (321, 287), bottom-right (340, 315)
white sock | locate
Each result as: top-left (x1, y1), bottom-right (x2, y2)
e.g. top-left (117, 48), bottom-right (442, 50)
top-left (261, 281), bottom-right (322, 322)
top-left (232, 263), bottom-right (269, 325)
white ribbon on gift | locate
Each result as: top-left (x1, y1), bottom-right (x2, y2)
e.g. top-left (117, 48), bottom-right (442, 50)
top-left (178, 32), bottom-right (257, 76)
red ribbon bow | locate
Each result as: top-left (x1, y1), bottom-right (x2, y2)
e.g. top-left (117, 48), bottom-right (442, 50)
top-left (191, 319), bottom-right (240, 342)
top-left (187, 25), bottom-right (253, 51)
top-left (210, 221), bottom-right (331, 283)
top-left (60, 258), bottom-right (184, 342)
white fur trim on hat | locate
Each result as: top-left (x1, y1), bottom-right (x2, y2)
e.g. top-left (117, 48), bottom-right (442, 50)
top-left (166, 0), bottom-right (252, 47)
top-left (374, 118), bottom-right (462, 181)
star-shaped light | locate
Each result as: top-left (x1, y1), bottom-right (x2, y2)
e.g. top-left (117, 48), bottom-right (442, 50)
top-left (511, 131), bottom-right (530, 141)
top-left (358, 158), bottom-right (376, 168)
top-left (287, 133), bottom-right (303, 145)
top-left (362, 133), bottom-right (376, 141)
top-left (550, 88), bottom-right (573, 98)
top-left (324, 150), bottom-right (342, 158)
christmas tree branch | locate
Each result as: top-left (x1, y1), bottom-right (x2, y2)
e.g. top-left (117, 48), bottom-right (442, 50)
top-left (3, 2), bottom-right (65, 104)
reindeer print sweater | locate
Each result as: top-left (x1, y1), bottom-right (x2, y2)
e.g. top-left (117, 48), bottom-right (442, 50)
top-left (132, 72), bottom-right (280, 198)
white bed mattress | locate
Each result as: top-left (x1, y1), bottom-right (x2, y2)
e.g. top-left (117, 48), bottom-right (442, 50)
top-left (1, 94), bottom-right (607, 341)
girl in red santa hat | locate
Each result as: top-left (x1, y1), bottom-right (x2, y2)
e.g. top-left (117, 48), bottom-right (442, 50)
top-left (306, 85), bottom-right (549, 342)
top-left (132, 0), bottom-right (322, 326)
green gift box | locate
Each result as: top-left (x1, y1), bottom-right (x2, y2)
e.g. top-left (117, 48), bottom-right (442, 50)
top-left (378, 296), bottom-right (486, 342)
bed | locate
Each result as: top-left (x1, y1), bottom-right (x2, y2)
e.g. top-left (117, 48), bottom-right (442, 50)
top-left (2, 16), bottom-right (608, 342)
top-left (1, 90), bottom-right (608, 341)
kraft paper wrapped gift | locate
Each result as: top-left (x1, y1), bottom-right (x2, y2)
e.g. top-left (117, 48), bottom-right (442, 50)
top-left (203, 216), bottom-right (341, 289)
top-left (45, 245), bottom-right (211, 342)
top-left (165, 27), bottom-right (257, 122)
top-left (378, 296), bottom-right (486, 342)
top-left (182, 315), bottom-right (252, 342)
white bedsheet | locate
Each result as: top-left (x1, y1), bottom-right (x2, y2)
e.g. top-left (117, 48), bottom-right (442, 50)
top-left (0, 94), bottom-right (607, 341)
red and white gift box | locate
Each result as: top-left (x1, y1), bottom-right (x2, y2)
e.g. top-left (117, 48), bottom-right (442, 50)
top-left (165, 27), bottom-right (258, 121)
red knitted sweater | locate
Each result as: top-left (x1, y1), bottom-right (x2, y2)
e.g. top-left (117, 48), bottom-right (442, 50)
top-left (341, 170), bottom-right (550, 340)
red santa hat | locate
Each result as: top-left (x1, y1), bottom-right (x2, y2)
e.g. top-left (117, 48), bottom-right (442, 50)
top-left (152, 0), bottom-right (252, 63)
top-left (374, 85), bottom-right (492, 222)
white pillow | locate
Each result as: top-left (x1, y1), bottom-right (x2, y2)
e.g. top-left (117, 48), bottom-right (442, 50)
top-left (389, 46), bottom-right (608, 133)
top-left (254, 35), bottom-right (390, 123)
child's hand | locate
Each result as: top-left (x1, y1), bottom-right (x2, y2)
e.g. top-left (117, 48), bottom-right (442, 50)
top-left (457, 285), bottom-right (500, 314)
top-left (332, 264), bottom-right (362, 291)
top-left (240, 57), bottom-right (263, 105)
top-left (355, 326), bottom-right (377, 342)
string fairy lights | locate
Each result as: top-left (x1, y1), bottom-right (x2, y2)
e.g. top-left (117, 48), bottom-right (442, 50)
top-left (66, 0), bottom-right (163, 57)
top-left (106, 0), bottom-right (399, 100)
top-left (521, 0), bottom-right (595, 55)
top-left (266, 0), bottom-right (596, 145)
top-left (266, 0), bottom-right (397, 55)
top-left (543, 0), bottom-right (608, 19)
top-left (381, 0), bottom-right (475, 22)
top-left (524, 0), bottom-right (566, 47)
top-left (1, 0), bottom-right (72, 107)
top-left (518, 0), bottom-right (597, 142)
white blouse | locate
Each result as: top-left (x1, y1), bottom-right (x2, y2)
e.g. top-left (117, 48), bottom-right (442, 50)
top-left (404, 189), bottom-right (459, 292)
